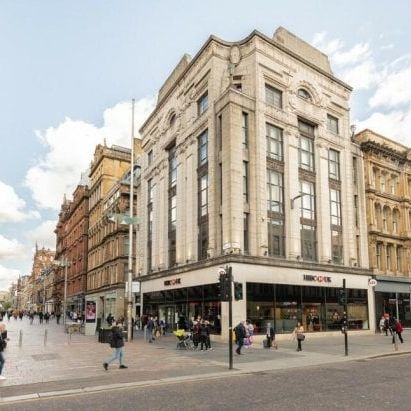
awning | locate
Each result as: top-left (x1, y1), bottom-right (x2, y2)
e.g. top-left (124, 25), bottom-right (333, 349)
top-left (375, 276), bottom-right (411, 294)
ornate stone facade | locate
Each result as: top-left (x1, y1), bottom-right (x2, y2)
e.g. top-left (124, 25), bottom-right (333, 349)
top-left (355, 129), bottom-right (411, 276)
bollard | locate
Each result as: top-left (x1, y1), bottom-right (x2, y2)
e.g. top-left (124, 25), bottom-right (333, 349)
top-left (44, 329), bottom-right (48, 346)
top-left (19, 330), bottom-right (23, 347)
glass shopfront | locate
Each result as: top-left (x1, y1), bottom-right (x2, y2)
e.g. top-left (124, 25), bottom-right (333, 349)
top-left (143, 283), bottom-right (221, 334)
top-left (375, 292), bottom-right (411, 328)
top-left (247, 282), bottom-right (369, 334)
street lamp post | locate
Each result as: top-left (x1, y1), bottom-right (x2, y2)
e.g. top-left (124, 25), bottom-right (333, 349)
top-left (54, 259), bottom-right (71, 327)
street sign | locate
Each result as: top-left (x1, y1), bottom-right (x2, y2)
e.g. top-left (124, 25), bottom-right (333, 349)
top-left (368, 279), bottom-right (378, 287)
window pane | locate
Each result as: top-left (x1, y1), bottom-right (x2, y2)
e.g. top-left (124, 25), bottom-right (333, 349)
top-left (265, 85), bottom-right (282, 108)
top-left (266, 123), bottom-right (283, 161)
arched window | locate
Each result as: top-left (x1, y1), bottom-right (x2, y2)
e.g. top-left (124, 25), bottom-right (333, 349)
top-left (297, 88), bottom-right (311, 101)
top-left (169, 113), bottom-right (176, 127)
top-left (383, 206), bottom-right (391, 232)
top-left (392, 209), bottom-right (400, 234)
top-left (375, 203), bottom-right (382, 229)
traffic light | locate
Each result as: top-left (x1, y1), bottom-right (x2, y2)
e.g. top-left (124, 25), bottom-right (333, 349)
top-left (338, 288), bottom-right (347, 306)
top-left (219, 273), bottom-right (230, 301)
top-left (234, 282), bottom-right (243, 301)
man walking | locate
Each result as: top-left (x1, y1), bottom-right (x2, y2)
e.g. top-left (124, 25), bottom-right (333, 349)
top-left (146, 316), bottom-right (154, 343)
top-left (103, 321), bottom-right (128, 370)
top-left (234, 321), bottom-right (246, 355)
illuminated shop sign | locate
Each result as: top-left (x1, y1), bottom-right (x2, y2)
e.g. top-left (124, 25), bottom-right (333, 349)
top-left (164, 278), bottom-right (181, 286)
top-left (303, 274), bottom-right (332, 283)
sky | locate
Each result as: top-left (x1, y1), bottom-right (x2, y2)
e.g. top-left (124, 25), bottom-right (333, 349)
top-left (1, 0), bottom-right (411, 291)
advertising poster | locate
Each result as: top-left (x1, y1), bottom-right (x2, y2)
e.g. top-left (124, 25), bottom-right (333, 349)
top-left (85, 300), bottom-right (96, 322)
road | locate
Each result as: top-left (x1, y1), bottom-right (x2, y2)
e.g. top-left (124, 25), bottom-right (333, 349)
top-left (2, 354), bottom-right (411, 411)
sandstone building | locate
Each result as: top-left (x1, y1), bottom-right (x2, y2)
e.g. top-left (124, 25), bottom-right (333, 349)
top-left (355, 129), bottom-right (411, 327)
top-left (137, 27), bottom-right (374, 337)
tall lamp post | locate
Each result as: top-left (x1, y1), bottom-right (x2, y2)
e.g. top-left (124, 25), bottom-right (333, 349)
top-left (108, 98), bottom-right (139, 341)
top-left (54, 259), bottom-right (71, 326)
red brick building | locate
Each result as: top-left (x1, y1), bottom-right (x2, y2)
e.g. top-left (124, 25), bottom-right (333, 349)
top-left (54, 179), bottom-right (89, 317)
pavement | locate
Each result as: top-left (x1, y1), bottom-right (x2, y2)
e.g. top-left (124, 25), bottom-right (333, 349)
top-left (0, 317), bottom-right (410, 404)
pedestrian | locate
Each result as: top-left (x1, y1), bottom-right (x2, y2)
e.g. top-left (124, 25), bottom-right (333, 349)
top-left (56, 312), bottom-right (61, 325)
top-left (292, 322), bottom-right (305, 352)
top-left (44, 312), bottom-right (50, 324)
top-left (394, 318), bottom-right (404, 344)
top-left (384, 316), bottom-right (390, 336)
top-left (234, 321), bottom-right (246, 355)
top-left (379, 315), bottom-right (386, 335)
top-left (266, 322), bottom-right (277, 349)
top-left (0, 323), bottom-right (8, 380)
top-left (146, 316), bottom-right (154, 343)
top-left (199, 321), bottom-right (209, 351)
top-left (106, 313), bottom-right (114, 326)
top-left (245, 319), bottom-right (254, 348)
top-left (103, 321), bottom-right (128, 370)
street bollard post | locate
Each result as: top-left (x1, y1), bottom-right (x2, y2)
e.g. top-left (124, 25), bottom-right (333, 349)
top-left (18, 330), bottom-right (23, 347)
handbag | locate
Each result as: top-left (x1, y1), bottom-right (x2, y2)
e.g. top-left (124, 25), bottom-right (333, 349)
top-left (297, 334), bottom-right (305, 341)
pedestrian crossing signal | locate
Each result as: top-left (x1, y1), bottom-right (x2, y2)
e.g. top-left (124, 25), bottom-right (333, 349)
top-left (338, 289), bottom-right (347, 306)
top-left (234, 282), bottom-right (243, 301)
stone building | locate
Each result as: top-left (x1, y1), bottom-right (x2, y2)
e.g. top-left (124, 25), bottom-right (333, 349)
top-left (137, 27), bottom-right (374, 338)
top-left (355, 129), bottom-right (411, 327)
top-left (30, 244), bottom-right (55, 311)
top-left (85, 142), bottom-right (140, 331)
top-left (54, 176), bottom-right (90, 317)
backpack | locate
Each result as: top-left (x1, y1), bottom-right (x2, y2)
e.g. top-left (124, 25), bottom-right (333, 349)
top-left (0, 335), bottom-right (6, 351)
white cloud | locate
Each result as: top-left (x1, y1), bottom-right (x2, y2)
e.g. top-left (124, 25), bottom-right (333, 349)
top-left (0, 264), bottom-right (20, 291)
top-left (311, 32), bottom-right (383, 90)
top-left (25, 97), bottom-right (156, 210)
top-left (0, 180), bottom-right (40, 223)
top-left (355, 109), bottom-right (411, 146)
top-left (25, 220), bottom-right (57, 250)
top-left (369, 66), bottom-right (411, 108)
top-left (0, 235), bottom-right (26, 260)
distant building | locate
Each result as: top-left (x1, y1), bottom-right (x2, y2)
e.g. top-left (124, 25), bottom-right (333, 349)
top-left (355, 129), bottom-right (411, 327)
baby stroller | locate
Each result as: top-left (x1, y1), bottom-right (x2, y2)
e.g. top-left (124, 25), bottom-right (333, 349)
top-left (174, 329), bottom-right (195, 350)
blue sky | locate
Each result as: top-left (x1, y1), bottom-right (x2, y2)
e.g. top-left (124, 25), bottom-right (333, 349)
top-left (1, 0), bottom-right (411, 290)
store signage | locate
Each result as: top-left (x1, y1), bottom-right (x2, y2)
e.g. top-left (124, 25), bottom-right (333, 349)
top-left (303, 274), bottom-right (332, 283)
top-left (164, 278), bottom-right (181, 286)
top-left (368, 279), bottom-right (378, 287)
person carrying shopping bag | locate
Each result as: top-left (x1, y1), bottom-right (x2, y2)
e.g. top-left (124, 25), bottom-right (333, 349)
top-left (292, 322), bottom-right (305, 352)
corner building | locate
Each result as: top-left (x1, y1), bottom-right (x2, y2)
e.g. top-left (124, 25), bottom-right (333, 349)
top-left (138, 27), bottom-right (374, 339)
top-left (355, 129), bottom-right (411, 327)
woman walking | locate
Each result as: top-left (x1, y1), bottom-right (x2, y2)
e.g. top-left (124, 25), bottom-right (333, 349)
top-left (292, 322), bottom-right (305, 352)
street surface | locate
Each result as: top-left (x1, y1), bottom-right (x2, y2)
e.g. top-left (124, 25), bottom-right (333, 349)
top-left (2, 354), bottom-right (411, 410)
top-left (1, 317), bottom-right (410, 410)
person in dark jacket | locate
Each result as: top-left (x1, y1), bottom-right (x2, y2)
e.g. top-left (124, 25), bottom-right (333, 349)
top-left (103, 321), bottom-right (128, 370)
top-left (394, 318), bottom-right (404, 344)
top-left (199, 321), bottom-right (209, 351)
top-left (266, 322), bottom-right (277, 349)
top-left (234, 321), bottom-right (246, 355)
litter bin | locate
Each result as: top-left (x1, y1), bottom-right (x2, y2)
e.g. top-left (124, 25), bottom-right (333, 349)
top-left (98, 328), bottom-right (112, 343)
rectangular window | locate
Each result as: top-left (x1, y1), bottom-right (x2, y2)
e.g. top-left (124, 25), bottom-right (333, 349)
top-left (299, 136), bottom-right (314, 172)
top-left (354, 195), bottom-right (359, 227)
top-left (170, 195), bottom-right (177, 231)
top-left (328, 149), bottom-right (340, 180)
top-left (148, 150), bottom-right (153, 166)
top-left (380, 174), bottom-right (385, 192)
top-left (330, 189), bottom-right (342, 226)
top-left (267, 170), bottom-right (283, 213)
top-left (390, 176), bottom-right (397, 195)
top-left (169, 146), bottom-right (177, 188)
top-left (197, 92), bottom-right (208, 116)
top-left (352, 157), bottom-right (358, 185)
top-left (243, 161), bottom-right (248, 202)
top-left (266, 123), bottom-right (283, 161)
top-left (376, 243), bottom-right (382, 269)
top-left (397, 246), bottom-right (402, 272)
top-left (243, 213), bottom-right (249, 254)
top-left (301, 181), bottom-right (315, 220)
top-left (301, 224), bottom-right (317, 261)
top-left (242, 112), bottom-right (248, 148)
top-left (265, 84), bottom-right (282, 108)
top-left (386, 245), bottom-right (392, 270)
top-left (331, 230), bottom-right (343, 264)
top-left (298, 120), bottom-right (315, 137)
top-left (268, 218), bottom-right (285, 257)
top-left (327, 114), bottom-right (339, 134)
top-left (199, 174), bottom-right (208, 217)
top-left (198, 129), bottom-right (208, 166)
